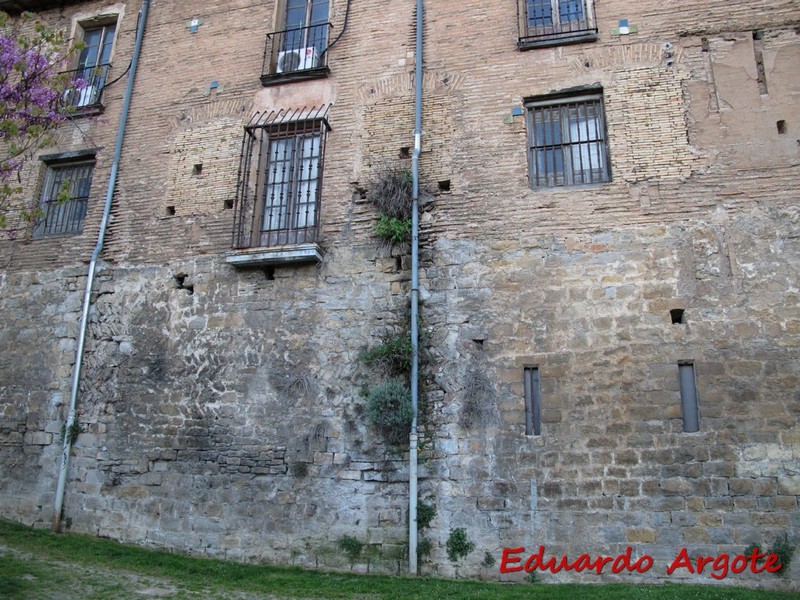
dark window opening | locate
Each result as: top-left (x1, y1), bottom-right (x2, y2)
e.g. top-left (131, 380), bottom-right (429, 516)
top-left (679, 362), bottom-right (699, 433)
top-left (670, 308), bottom-right (685, 324)
top-left (777, 120), bottom-right (787, 134)
top-left (438, 179), bottom-right (451, 192)
top-left (33, 161), bottom-right (94, 237)
top-left (518, 0), bottom-right (597, 49)
top-left (524, 366), bottom-right (541, 436)
top-left (193, 163), bottom-right (203, 175)
top-left (166, 206), bottom-right (176, 216)
top-left (526, 91), bottom-right (610, 187)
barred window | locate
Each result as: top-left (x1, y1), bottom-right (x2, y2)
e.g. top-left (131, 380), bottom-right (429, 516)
top-left (261, 126), bottom-right (323, 246)
top-left (232, 107), bottom-right (330, 250)
top-left (33, 162), bottom-right (94, 237)
top-left (526, 92), bottom-right (610, 187)
top-left (519, 0), bottom-right (597, 48)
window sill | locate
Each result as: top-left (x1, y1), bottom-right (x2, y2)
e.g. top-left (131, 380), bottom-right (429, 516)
top-left (226, 243), bottom-right (324, 267)
top-left (518, 30), bottom-right (598, 50)
top-left (67, 104), bottom-right (105, 118)
top-left (260, 66), bottom-right (330, 87)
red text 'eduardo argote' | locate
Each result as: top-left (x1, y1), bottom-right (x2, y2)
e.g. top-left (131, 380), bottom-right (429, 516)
top-left (500, 546), bottom-right (783, 580)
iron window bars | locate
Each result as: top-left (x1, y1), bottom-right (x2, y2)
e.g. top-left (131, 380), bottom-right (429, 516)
top-left (33, 161), bottom-right (94, 237)
top-left (519, 0), bottom-right (597, 49)
top-left (232, 106), bottom-right (330, 250)
top-left (526, 92), bottom-right (610, 187)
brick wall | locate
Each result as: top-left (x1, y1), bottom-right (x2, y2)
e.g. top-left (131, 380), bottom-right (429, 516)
top-left (0, 0), bottom-right (798, 587)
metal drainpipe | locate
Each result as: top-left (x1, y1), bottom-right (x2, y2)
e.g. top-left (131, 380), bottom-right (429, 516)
top-left (409, 0), bottom-right (423, 576)
top-left (52, 0), bottom-right (151, 532)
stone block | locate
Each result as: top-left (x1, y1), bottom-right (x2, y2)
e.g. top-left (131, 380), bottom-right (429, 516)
top-left (24, 431), bottom-right (52, 446)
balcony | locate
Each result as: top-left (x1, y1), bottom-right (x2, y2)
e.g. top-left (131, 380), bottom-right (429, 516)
top-left (518, 0), bottom-right (597, 49)
top-left (61, 64), bottom-right (110, 113)
top-left (261, 23), bottom-right (332, 86)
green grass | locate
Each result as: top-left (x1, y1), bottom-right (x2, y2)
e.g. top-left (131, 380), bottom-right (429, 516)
top-left (1, 519), bottom-right (798, 599)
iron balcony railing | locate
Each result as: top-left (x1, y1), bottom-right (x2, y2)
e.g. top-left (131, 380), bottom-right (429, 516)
top-left (519, 0), bottom-right (597, 47)
top-left (61, 64), bottom-right (110, 109)
top-left (232, 107), bottom-right (330, 250)
top-left (261, 23), bottom-right (332, 83)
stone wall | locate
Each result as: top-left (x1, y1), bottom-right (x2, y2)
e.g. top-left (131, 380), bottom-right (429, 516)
top-left (0, 0), bottom-right (798, 589)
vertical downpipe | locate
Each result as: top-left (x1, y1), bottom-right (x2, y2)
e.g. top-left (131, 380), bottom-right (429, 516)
top-left (409, 0), bottom-right (423, 576)
top-left (52, 0), bottom-right (151, 531)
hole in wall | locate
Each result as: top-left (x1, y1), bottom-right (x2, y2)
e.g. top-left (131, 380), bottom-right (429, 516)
top-left (777, 120), bottom-right (787, 134)
top-left (399, 147), bottom-right (410, 159)
top-left (395, 256), bottom-right (402, 272)
top-left (472, 338), bottom-right (484, 349)
top-left (264, 266), bottom-right (275, 281)
top-left (173, 273), bottom-right (194, 295)
top-left (438, 179), bottom-right (451, 192)
top-left (701, 37), bottom-right (709, 52)
top-left (223, 198), bottom-right (234, 209)
top-left (193, 163), bottom-right (203, 175)
top-left (165, 206), bottom-right (175, 216)
top-left (670, 308), bottom-right (685, 324)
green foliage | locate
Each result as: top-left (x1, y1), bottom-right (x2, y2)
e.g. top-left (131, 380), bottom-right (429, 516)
top-left (445, 527), bottom-right (474, 562)
top-left (744, 538), bottom-right (795, 575)
top-left (290, 462), bottom-right (308, 477)
top-left (526, 570), bottom-right (541, 584)
top-left (0, 519), bottom-right (795, 599)
top-left (416, 500), bottom-right (436, 531)
top-left (61, 419), bottom-right (81, 445)
top-left (366, 379), bottom-right (412, 445)
top-left (769, 538), bottom-right (795, 576)
top-left (481, 551), bottom-right (496, 568)
top-left (374, 213), bottom-right (412, 244)
top-left (361, 334), bottom-right (412, 375)
top-left (0, 11), bottom-right (83, 230)
top-left (337, 535), bottom-right (363, 563)
top-left (417, 538), bottom-right (432, 562)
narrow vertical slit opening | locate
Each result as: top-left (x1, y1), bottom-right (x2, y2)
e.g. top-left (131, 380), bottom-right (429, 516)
top-left (679, 362), bottom-right (699, 433)
top-left (777, 120), bottom-right (787, 134)
top-left (752, 31), bottom-right (769, 95)
top-left (524, 366), bottom-right (541, 436)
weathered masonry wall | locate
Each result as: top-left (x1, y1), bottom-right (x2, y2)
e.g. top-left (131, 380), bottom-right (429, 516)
top-left (0, 0), bottom-right (799, 589)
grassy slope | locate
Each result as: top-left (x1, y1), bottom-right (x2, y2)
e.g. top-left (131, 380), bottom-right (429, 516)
top-left (1, 519), bottom-right (797, 599)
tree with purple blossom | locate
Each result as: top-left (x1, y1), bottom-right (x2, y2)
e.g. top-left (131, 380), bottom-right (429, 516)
top-left (0, 11), bottom-right (84, 231)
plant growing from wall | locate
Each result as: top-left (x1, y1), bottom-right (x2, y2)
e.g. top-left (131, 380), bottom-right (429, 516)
top-left (337, 535), bottom-right (363, 564)
top-left (366, 378), bottom-right (412, 445)
top-left (416, 499), bottom-right (436, 531)
top-left (446, 528), bottom-right (475, 562)
top-left (368, 165), bottom-right (414, 246)
top-left (368, 165), bottom-right (412, 219)
top-left (745, 538), bottom-right (795, 576)
top-left (417, 537), bottom-right (432, 562)
top-left (360, 333), bottom-right (412, 375)
top-left (374, 213), bottom-right (412, 245)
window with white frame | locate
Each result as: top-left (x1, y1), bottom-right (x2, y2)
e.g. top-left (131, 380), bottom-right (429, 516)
top-left (519, 0), bottom-right (597, 48)
top-left (63, 19), bottom-right (117, 109)
top-left (33, 161), bottom-right (94, 237)
top-left (526, 91), bottom-right (610, 187)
